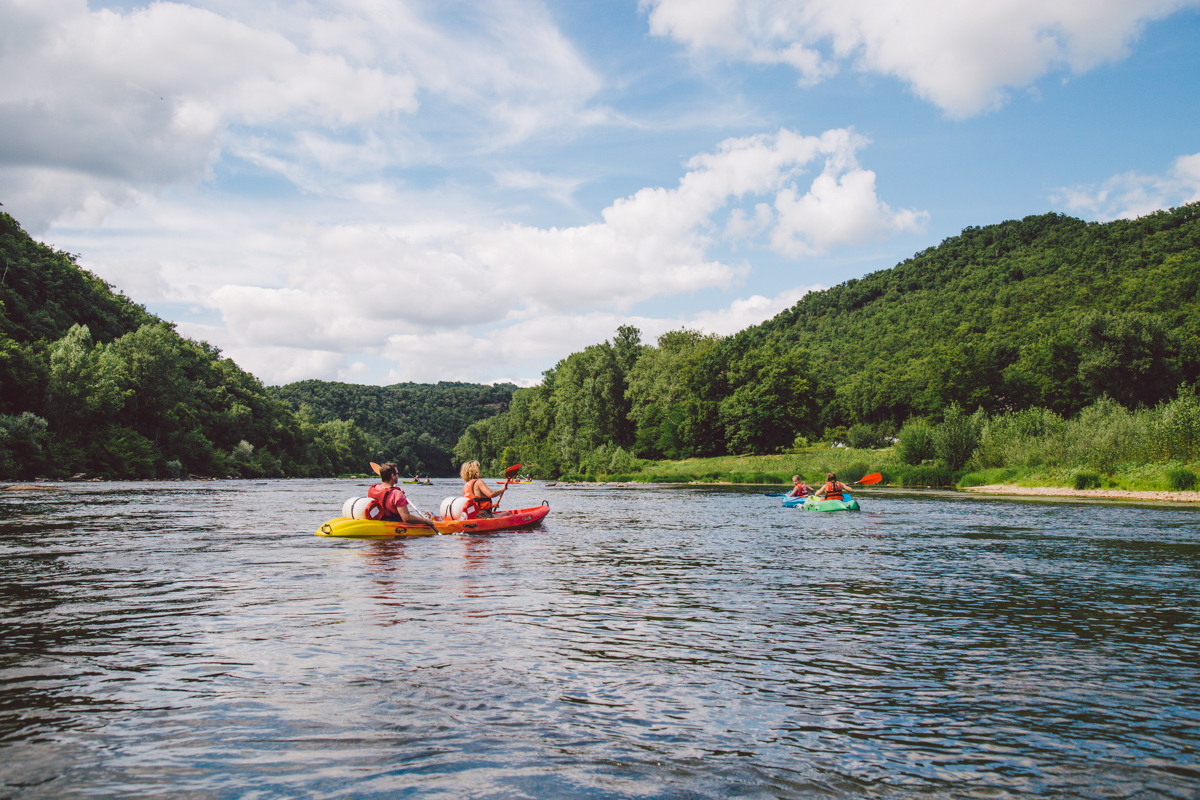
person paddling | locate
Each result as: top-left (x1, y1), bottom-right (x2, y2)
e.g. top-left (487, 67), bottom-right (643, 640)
top-left (786, 475), bottom-right (812, 498)
top-left (815, 472), bottom-right (848, 501)
top-left (460, 460), bottom-right (505, 518)
top-left (369, 462), bottom-right (437, 528)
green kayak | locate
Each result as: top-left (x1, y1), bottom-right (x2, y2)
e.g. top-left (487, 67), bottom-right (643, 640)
top-left (798, 494), bottom-right (860, 512)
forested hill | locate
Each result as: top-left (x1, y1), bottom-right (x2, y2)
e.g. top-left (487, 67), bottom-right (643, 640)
top-left (0, 212), bottom-right (379, 479)
top-left (454, 204), bottom-right (1200, 478)
top-left (272, 380), bottom-right (516, 477)
top-left (749, 204), bottom-right (1200, 421)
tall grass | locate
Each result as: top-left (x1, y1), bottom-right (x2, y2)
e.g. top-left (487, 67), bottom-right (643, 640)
top-left (624, 447), bottom-right (896, 485)
top-left (972, 391), bottom-right (1200, 474)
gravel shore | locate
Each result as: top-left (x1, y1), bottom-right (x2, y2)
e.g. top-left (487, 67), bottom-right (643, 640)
top-left (960, 484), bottom-right (1200, 503)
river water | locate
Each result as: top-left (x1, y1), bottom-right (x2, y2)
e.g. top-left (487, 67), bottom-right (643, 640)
top-left (1, 479), bottom-right (1197, 798)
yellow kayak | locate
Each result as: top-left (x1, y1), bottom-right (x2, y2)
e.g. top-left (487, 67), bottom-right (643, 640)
top-left (315, 503), bottom-right (550, 538)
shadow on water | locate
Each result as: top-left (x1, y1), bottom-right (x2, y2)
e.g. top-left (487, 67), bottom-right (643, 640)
top-left (0, 480), bottom-right (1197, 798)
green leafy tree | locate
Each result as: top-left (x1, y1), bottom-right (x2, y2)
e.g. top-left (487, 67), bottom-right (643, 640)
top-left (719, 345), bottom-right (820, 455)
top-left (935, 403), bottom-right (986, 470)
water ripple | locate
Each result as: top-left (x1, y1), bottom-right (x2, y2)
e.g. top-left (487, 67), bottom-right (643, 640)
top-left (0, 480), bottom-right (1197, 797)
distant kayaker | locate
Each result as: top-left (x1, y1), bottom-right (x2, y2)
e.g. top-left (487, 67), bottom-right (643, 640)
top-left (786, 475), bottom-right (812, 498)
top-left (815, 472), bottom-right (848, 501)
top-left (460, 460), bottom-right (505, 518)
top-left (370, 462), bottom-right (437, 528)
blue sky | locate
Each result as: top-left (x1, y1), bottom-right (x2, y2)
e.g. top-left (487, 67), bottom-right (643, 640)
top-left (3, 0), bottom-right (1198, 386)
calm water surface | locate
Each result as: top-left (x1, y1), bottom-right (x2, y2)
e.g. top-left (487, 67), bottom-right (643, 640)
top-left (1, 480), bottom-right (1197, 798)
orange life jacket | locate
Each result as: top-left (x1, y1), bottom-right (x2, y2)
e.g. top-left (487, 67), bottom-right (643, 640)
top-left (823, 481), bottom-right (846, 501)
top-left (463, 479), bottom-right (493, 513)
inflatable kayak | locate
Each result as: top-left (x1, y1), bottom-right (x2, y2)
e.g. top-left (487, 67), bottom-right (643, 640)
top-left (316, 502), bottom-right (550, 538)
top-left (787, 494), bottom-right (859, 512)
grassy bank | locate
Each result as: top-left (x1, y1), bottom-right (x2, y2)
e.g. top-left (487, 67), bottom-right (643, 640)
top-left (958, 461), bottom-right (1200, 493)
top-left (564, 447), bottom-right (1200, 493)
top-left (573, 447), bottom-right (937, 486)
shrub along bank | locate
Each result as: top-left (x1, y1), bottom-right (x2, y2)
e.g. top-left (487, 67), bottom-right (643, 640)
top-left (563, 389), bottom-right (1200, 494)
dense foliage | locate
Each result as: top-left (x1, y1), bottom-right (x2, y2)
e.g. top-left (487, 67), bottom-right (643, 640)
top-left (759, 205), bottom-right (1199, 421)
top-left (271, 380), bottom-right (516, 476)
top-left (0, 213), bottom-right (373, 479)
top-left (457, 205), bottom-right (1200, 478)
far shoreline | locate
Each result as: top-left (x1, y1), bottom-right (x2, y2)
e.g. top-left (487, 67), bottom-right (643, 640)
top-left (960, 484), bottom-right (1200, 504)
top-left (549, 480), bottom-right (1200, 504)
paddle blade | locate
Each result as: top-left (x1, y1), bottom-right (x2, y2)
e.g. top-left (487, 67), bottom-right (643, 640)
top-left (504, 463), bottom-right (522, 478)
top-left (856, 472), bottom-right (882, 485)
top-left (370, 462), bottom-right (382, 475)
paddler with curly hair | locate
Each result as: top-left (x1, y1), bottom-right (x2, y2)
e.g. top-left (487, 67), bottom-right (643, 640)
top-left (369, 462), bottom-right (438, 528)
top-left (460, 460), bottom-right (506, 518)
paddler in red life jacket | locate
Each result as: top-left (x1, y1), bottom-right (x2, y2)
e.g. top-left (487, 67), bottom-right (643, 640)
top-left (786, 474), bottom-right (812, 498)
top-left (460, 460), bottom-right (505, 518)
top-left (815, 472), bottom-right (847, 501)
top-left (369, 462), bottom-right (437, 529)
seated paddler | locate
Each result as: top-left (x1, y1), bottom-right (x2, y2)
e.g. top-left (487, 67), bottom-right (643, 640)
top-left (815, 472), bottom-right (848, 501)
top-left (460, 460), bottom-right (506, 518)
top-left (369, 462), bottom-right (437, 528)
top-left (786, 475), bottom-right (812, 498)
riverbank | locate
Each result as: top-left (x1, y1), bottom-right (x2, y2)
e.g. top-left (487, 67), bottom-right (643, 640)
top-left (961, 484), bottom-right (1200, 503)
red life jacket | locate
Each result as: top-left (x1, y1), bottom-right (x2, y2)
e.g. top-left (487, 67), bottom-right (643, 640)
top-left (463, 479), bottom-right (493, 514)
top-left (367, 483), bottom-right (407, 520)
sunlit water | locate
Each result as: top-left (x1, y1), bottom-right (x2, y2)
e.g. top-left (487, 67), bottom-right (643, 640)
top-left (1, 480), bottom-right (1197, 798)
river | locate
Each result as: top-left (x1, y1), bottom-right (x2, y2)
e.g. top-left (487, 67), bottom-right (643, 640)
top-left (1, 479), bottom-right (1197, 798)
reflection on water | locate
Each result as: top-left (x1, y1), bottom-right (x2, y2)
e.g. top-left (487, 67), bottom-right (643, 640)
top-left (1, 480), bottom-right (1198, 798)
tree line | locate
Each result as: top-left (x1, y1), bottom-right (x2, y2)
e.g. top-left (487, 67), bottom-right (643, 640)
top-left (272, 380), bottom-right (516, 477)
top-left (0, 213), bottom-right (507, 480)
top-left (454, 204), bottom-right (1200, 479)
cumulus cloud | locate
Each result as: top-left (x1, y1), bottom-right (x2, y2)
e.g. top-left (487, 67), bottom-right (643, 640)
top-left (1053, 152), bottom-right (1200, 220)
top-left (197, 127), bottom-right (919, 358)
top-left (372, 287), bottom-right (820, 385)
top-left (98, 128), bottom-right (917, 385)
top-left (688, 285), bottom-right (818, 335)
top-left (643, 0), bottom-right (1199, 116)
top-left (0, 0), bottom-right (604, 230)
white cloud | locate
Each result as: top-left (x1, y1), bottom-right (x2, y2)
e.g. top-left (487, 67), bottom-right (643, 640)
top-left (688, 285), bottom-right (818, 335)
top-left (491, 170), bottom-right (587, 207)
top-left (0, 0), bottom-right (605, 230)
top-left (200, 128), bottom-right (917, 357)
top-left (83, 128), bottom-right (915, 385)
top-left (1053, 152), bottom-right (1200, 220)
top-left (371, 287), bottom-right (821, 385)
top-left (643, 0), bottom-right (1199, 116)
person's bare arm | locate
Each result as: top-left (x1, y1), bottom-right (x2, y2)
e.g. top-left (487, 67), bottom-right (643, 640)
top-left (395, 500), bottom-right (436, 528)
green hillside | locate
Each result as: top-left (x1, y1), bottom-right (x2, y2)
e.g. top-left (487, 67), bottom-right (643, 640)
top-left (456, 204), bottom-right (1200, 478)
top-left (0, 211), bottom-right (517, 480)
top-left (0, 213), bottom-right (371, 479)
top-left (754, 205), bottom-right (1199, 421)
top-left (272, 380), bottom-right (516, 476)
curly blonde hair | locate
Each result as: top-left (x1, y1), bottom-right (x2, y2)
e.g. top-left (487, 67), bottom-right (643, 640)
top-left (460, 461), bottom-right (481, 481)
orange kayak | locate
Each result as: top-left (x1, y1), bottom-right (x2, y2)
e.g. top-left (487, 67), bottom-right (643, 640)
top-left (315, 503), bottom-right (550, 538)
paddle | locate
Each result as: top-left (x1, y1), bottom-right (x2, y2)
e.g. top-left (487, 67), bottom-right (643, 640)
top-left (853, 472), bottom-right (883, 486)
top-left (491, 463), bottom-right (521, 511)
